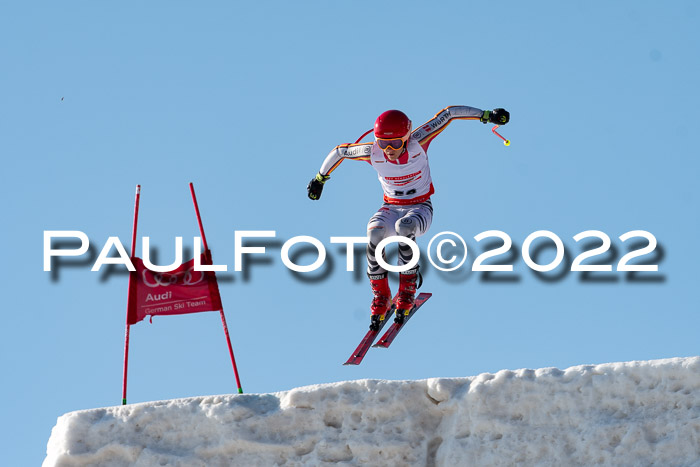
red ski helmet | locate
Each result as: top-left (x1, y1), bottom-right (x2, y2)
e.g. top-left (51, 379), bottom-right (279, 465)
top-left (374, 110), bottom-right (412, 139)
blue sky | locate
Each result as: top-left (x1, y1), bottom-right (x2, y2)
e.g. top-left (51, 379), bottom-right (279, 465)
top-left (2, 1), bottom-right (699, 464)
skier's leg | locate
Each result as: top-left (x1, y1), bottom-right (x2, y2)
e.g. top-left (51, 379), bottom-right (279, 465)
top-left (394, 200), bottom-right (433, 319)
top-left (366, 204), bottom-right (400, 329)
top-left (366, 204), bottom-right (400, 275)
top-left (394, 200), bottom-right (433, 266)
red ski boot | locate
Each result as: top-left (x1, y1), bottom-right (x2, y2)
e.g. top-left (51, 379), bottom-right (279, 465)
top-left (369, 273), bottom-right (391, 331)
top-left (395, 266), bottom-right (419, 324)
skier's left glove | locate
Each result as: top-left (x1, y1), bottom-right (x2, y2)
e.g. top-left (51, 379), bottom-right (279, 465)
top-left (307, 173), bottom-right (330, 200)
top-left (481, 108), bottom-right (510, 125)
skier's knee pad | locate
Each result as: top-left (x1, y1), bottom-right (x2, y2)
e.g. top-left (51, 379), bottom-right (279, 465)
top-left (395, 217), bottom-right (418, 238)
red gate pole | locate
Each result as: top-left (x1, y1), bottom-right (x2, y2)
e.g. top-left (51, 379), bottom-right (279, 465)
top-left (122, 185), bottom-right (141, 405)
top-left (189, 182), bottom-right (243, 394)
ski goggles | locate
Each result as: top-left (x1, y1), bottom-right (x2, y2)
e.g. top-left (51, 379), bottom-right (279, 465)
top-left (376, 137), bottom-right (407, 151)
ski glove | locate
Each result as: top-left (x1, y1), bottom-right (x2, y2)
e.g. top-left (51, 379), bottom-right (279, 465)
top-left (481, 108), bottom-right (510, 125)
top-left (307, 173), bottom-right (330, 200)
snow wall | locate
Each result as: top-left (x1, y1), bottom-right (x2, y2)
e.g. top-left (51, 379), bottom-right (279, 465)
top-left (44, 357), bottom-right (700, 466)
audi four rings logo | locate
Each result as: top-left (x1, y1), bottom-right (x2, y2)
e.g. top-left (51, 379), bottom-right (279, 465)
top-left (142, 268), bottom-right (205, 288)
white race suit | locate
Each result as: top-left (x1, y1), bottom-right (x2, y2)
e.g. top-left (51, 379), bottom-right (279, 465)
top-left (317, 105), bottom-right (486, 274)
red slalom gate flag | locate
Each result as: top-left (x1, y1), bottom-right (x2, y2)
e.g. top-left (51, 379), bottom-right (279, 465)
top-left (126, 251), bottom-right (222, 325)
top-left (122, 184), bottom-right (243, 405)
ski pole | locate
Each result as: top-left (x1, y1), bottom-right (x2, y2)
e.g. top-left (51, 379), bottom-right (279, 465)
top-left (354, 128), bottom-right (373, 144)
top-left (492, 125), bottom-right (511, 146)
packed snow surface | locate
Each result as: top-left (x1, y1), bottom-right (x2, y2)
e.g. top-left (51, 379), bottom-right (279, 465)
top-left (45, 357), bottom-right (700, 466)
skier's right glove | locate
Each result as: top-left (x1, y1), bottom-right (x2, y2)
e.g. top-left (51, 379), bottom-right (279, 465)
top-left (481, 108), bottom-right (510, 125)
top-left (307, 173), bottom-right (330, 200)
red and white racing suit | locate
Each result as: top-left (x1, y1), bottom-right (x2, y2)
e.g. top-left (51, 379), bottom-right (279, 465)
top-left (317, 105), bottom-right (485, 274)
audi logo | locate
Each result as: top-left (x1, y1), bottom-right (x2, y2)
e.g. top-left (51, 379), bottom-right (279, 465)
top-left (142, 268), bottom-right (205, 288)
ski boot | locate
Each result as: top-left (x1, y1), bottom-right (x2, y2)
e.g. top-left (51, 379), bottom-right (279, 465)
top-left (395, 266), bottom-right (420, 324)
top-left (369, 273), bottom-right (391, 331)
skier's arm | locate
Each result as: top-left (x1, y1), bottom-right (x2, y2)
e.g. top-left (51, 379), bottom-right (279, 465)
top-left (413, 105), bottom-right (510, 151)
top-left (307, 143), bottom-right (372, 200)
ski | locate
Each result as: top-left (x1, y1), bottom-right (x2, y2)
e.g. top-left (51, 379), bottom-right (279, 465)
top-left (343, 295), bottom-right (398, 366)
top-left (373, 292), bottom-right (432, 349)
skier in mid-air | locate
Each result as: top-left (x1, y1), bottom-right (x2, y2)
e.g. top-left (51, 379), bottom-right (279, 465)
top-left (307, 106), bottom-right (510, 331)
